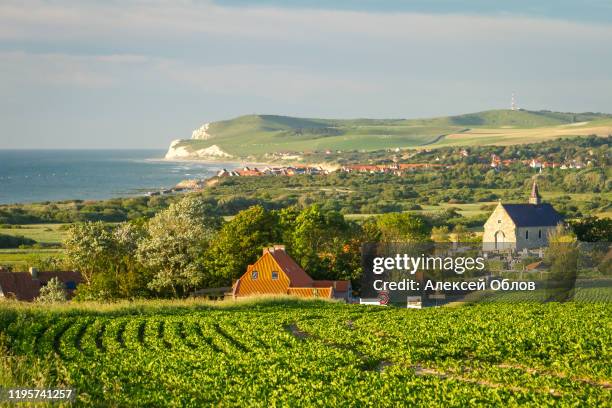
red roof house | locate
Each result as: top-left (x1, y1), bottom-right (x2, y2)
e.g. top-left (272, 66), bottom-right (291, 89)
top-left (232, 246), bottom-right (352, 301)
top-left (0, 268), bottom-right (82, 301)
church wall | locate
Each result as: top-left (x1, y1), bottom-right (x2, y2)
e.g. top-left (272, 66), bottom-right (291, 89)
top-left (515, 226), bottom-right (556, 250)
top-left (483, 204), bottom-right (517, 251)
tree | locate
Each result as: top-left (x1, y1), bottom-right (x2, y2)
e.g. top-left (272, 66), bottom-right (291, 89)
top-left (431, 226), bottom-right (450, 243)
top-left (376, 212), bottom-right (431, 242)
top-left (204, 205), bottom-right (279, 285)
top-left (137, 196), bottom-right (220, 297)
top-left (36, 277), bottom-right (67, 303)
top-left (111, 222), bottom-right (150, 298)
top-left (284, 205), bottom-right (353, 280)
top-left (569, 216), bottom-right (612, 242)
top-left (63, 221), bottom-right (115, 285)
top-left (544, 225), bottom-right (579, 302)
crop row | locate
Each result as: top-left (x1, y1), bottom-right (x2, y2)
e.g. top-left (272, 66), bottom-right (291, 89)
top-left (1, 302), bottom-right (610, 406)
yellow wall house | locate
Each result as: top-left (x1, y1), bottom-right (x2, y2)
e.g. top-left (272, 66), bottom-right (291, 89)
top-left (232, 245), bottom-right (352, 301)
top-left (483, 181), bottom-right (563, 252)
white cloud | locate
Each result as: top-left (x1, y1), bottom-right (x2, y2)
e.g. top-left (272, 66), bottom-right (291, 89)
top-left (0, 51), bottom-right (379, 100)
top-left (1, 0), bottom-right (611, 46)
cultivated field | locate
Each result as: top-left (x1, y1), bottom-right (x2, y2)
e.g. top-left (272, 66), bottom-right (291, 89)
top-left (439, 120), bottom-right (612, 147)
top-left (1, 299), bottom-right (610, 406)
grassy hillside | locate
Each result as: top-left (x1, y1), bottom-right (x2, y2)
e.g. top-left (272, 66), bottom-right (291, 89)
top-left (172, 109), bottom-right (612, 157)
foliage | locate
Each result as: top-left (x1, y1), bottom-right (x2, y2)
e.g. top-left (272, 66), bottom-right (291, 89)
top-left (281, 205), bottom-right (353, 280)
top-left (0, 301), bottom-right (610, 406)
top-left (569, 216), bottom-right (612, 242)
top-left (203, 205), bottom-right (279, 285)
top-left (0, 233), bottom-right (36, 248)
top-left (137, 196), bottom-right (221, 297)
top-left (63, 222), bottom-right (115, 286)
top-left (545, 226), bottom-right (579, 302)
top-left (376, 212), bottom-right (431, 242)
top-left (431, 226), bottom-right (450, 242)
top-left (35, 277), bottom-right (67, 303)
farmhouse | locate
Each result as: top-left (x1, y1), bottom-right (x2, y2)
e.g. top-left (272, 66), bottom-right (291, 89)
top-left (0, 267), bottom-right (82, 301)
top-left (482, 181), bottom-right (563, 252)
top-left (232, 245), bottom-right (352, 301)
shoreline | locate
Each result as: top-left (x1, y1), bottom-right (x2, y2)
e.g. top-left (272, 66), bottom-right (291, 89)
top-left (149, 157), bottom-right (275, 167)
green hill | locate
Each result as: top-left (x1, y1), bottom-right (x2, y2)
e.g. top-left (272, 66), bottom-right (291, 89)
top-left (166, 109), bottom-right (612, 158)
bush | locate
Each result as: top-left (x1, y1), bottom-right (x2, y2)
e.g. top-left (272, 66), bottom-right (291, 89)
top-left (0, 234), bottom-right (36, 249)
top-left (35, 277), bottom-right (67, 303)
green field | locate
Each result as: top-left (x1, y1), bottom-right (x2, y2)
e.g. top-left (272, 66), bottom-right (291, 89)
top-left (0, 249), bottom-right (63, 270)
top-left (172, 109), bottom-right (612, 157)
top-left (0, 224), bottom-right (67, 245)
top-left (0, 224), bottom-right (67, 270)
top-left (0, 299), bottom-right (610, 406)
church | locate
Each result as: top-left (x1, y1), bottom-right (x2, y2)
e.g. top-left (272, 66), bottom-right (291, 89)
top-left (483, 181), bottom-right (563, 252)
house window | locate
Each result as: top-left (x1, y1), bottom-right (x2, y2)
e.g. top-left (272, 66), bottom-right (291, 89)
top-left (525, 230), bottom-right (529, 240)
top-left (498, 219), bottom-right (502, 224)
top-left (251, 270), bottom-right (258, 280)
top-left (271, 271), bottom-right (279, 280)
top-left (65, 281), bottom-right (76, 290)
top-left (538, 229), bottom-right (542, 239)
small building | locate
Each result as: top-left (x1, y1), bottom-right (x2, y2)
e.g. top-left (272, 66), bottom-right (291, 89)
top-left (529, 159), bottom-right (543, 169)
top-left (0, 268), bottom-right (82, 301)
top-left (483, 181), bottom-right (563, 252)
top-left (231, 246), bottom-right (351, 301)
top-left (490, 154), bottom-right (501, 168)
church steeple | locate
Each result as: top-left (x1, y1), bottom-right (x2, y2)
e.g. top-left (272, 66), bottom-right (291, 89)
top-left (529, 180), bottom-right (541, 205)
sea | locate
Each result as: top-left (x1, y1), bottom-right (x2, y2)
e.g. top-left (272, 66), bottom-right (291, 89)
top-left (0, 150), bottom-right (238, 204)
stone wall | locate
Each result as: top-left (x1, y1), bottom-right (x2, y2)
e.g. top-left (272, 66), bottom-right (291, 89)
top-left (515, 226), bottom-right (556, 250)
top-left (483, 204), bottom-right (517, 251)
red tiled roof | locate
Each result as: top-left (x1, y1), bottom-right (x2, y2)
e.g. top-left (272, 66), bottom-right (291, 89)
top-left (0, 272), bottom-right (37, 301)
top-left (398, 163), bottom-right (442, 169)
top-left (232, 247), bottom-right (353, 300)
top-left (313, 280), bottom-right (351, 292)
top-left (525, 261), bottom-right (543, 271)
top-left (0, 271), bottom-right (82, 302)
top-left (269, 249), bottom-right (314, 287)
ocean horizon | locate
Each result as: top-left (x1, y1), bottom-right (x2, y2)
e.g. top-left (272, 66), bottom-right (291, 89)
top-left (0, 149), bottom-right (237, 205)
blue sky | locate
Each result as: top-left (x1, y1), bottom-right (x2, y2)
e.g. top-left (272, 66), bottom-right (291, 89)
top-left (1, 0), bottom-right (611, 148)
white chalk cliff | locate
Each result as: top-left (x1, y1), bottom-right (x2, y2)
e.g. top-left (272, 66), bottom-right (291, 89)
top-left (191, 123), bottom-right (211, 140)
top-left (165, 122), bottom-right (234, 160)
top-left (165, 140), bottom-right (233, 160)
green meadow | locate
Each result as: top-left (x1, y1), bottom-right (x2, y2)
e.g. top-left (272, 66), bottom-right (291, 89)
top-left (173, 110), bottom-right (612, 156)
top-left (0, 223), bottom-right (67, 245)
top-left (0, 224), bottom-right (66, 270)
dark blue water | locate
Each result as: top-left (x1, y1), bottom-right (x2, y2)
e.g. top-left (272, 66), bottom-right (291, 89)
top-left (0, 150), bottom-right (234, 204)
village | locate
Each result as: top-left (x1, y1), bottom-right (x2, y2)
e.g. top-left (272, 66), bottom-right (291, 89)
top-left (217, 148), bottom-right (592, 178)
top-left (2, 180), bottom-right (593, 308)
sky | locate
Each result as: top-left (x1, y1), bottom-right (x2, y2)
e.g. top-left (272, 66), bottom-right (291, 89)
top-left (1, 1), bottom-right (611, 149)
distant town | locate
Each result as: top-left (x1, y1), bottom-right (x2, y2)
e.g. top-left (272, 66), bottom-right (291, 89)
top-left (154, 146), bottom-right (596, 196)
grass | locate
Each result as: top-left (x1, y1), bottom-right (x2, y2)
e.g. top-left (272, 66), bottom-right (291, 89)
top-left (172, 109), bottom-right (612, 156)
top-left (0, 248), bottom-right (63, 270)
top-left (0, 224), bottom-right (66, 270)
top-left (0, 223), bottom-right (67, 245)
top-left (0, 294), bottom-right (336, 313)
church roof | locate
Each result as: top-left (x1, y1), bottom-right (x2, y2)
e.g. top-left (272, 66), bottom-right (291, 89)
top-left (501, 203), bottom-right (563, 227)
